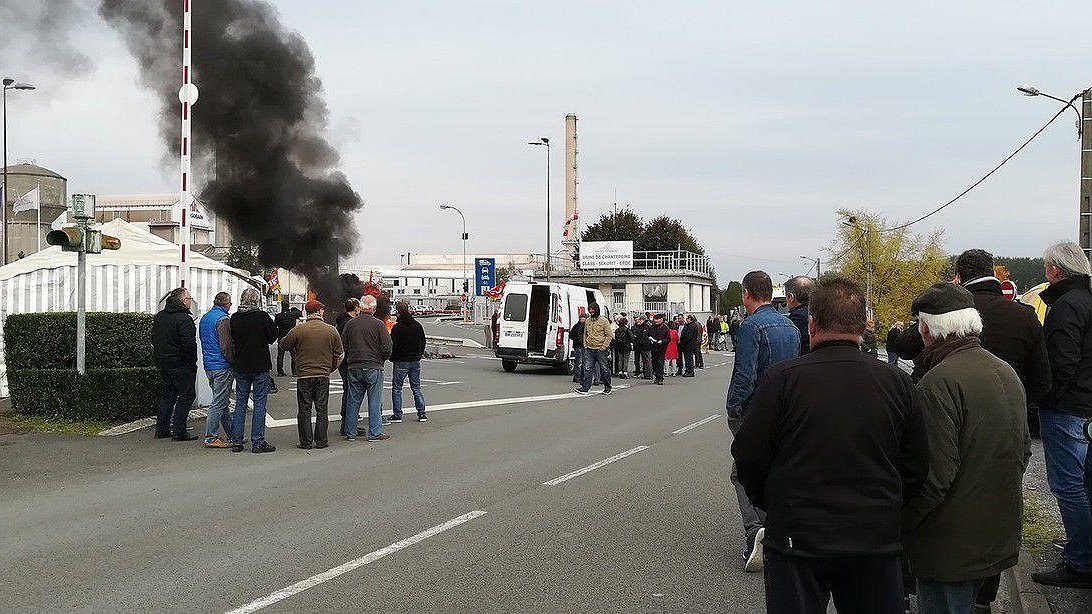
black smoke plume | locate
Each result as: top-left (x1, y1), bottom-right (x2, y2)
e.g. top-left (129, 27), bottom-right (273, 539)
top-left (97, 0), bottom-right (362, 298)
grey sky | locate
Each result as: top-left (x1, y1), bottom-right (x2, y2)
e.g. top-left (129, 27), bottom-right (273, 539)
top-left (4, 1), bottom-right (1091, 282)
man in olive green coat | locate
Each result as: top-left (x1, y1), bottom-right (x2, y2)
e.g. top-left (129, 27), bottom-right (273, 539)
top-left (902, 283), bottom-right (1032, 613)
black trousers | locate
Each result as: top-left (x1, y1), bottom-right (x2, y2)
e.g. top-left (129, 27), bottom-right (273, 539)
top-left (277, 336), bottom-right (290, 374)
top-left (976, 573), bottom-right (1000, 605)
top-left (764, 549), bottom-right (903, 614)
top-left (682, 349), bottom-right (695, 375)
top-left (633, 349), bottom-right (643, 373)
top-left (156, 366), bottom-right (197, 437)
top-left (296, 377), bottom-right (330, 445)
top-left (695, 348), bottom-right (704, 368)
top-left (651, 350), bottom-right (666, 382)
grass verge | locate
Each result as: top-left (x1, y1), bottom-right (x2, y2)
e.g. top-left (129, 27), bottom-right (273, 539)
top-left (1023, 489), bottom-right (1061, 557)
top-left (4, 413), bottom-right (119, 436)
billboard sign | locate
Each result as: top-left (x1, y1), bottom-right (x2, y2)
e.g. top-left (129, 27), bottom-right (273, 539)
top-left (579, 240), bottom-right (634, 269)
top-left (475, 257), bottom-right (496, 296)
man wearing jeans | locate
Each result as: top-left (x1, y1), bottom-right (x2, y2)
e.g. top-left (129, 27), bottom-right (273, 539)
top-left (199, 292), bottom-right (235, 448)
top-left (389, 301), bottom-right (428, 423)
top-left (575, 303), bottom-right (612, 395)
top-left (726, 270), bottom-right (800, 572)
top-left (341, 295), bottom-right (393, 441)
top-left (1032, 242), bottom-right (1092, 589)
top-left (229, 288), bottom-right (279, 454)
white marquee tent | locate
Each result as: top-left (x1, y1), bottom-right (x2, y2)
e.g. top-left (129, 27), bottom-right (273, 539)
top-left (0, 219), bottom-right (262, 397)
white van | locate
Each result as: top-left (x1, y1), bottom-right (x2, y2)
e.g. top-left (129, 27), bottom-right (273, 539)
top-left (495, 281), bottom-right (609, 373)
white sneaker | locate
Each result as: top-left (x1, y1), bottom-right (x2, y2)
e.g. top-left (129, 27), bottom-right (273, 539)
top-left (744, 527), bottom-right (765, 573)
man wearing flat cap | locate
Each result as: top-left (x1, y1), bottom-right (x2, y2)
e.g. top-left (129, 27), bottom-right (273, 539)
top-left (901, 283), bottom-right (1031, 612)
top-left (280, 299), bottom-right (345, 449)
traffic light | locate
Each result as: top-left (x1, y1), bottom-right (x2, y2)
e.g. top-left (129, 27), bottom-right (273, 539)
top-left (46, 227), bottom-right (84, 252)
top-left (45, 228), bottom-right (121, 253)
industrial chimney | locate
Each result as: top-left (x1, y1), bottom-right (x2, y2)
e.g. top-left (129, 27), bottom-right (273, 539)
top-left (563, 114), bottom-right (579, 263)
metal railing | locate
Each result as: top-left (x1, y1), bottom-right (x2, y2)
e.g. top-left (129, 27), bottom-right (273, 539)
top-left (529, 249), bottom-right (713, 277)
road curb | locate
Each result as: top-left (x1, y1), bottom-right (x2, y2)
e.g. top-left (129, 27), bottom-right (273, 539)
top-left (425, 335), bottom-right (484, 348)
top-left (1005, 550), bottom-right (1052, 614)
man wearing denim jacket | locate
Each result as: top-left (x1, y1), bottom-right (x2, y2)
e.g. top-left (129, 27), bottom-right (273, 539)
top-left (726, 270), bottom-right (800, 572)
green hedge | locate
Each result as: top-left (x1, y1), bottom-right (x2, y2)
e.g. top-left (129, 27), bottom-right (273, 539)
top-left (4, 312), bottom-right (160, 422)
top-left (3, 312), bottom-right (155, 370)
top-left (8, 367), bottom-right (161, 421)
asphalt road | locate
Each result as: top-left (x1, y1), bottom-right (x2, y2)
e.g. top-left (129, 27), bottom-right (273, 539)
top-left (0, 349), bottom-right (755, 613)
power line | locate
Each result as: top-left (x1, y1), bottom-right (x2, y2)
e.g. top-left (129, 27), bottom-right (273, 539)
top-left (878, 98), bottom-right (1076, 233)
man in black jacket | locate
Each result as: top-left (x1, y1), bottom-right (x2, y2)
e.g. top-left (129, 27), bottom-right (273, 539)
top-left (785, 275), bottom-right (814, 354)
top-left (679, 315), bottom-right (701, 377)
top-left (1031, 241), bottom-right (1092, 589)
top-left (613, 317), bottom-right (633, 378)
top-left (946, 250), bottom-right (1054, 607)
top-left (229, 288), bottom-right (279, 453)
top-left (389, 301), bottom-right (428, 423)
top-left (275, 300), bottom-right (302, 377)
top-left (152, 287), bottom-right (199, 441)
top-left (647, 314), bottom-right (671, 385)
top-left (632, 315), bottom-right (651, 378)
top-left (732, 278), bottom-right (929, 613)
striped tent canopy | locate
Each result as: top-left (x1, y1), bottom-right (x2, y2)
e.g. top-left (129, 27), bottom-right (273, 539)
top-left (0, 219), bottom-right (263, 397)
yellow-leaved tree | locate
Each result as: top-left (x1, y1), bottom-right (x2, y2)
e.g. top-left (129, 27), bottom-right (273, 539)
top-left (828, 209), bottom-right (949, 334)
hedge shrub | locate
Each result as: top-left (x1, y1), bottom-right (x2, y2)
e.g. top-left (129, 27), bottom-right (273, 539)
top-left (7, 368), bottom-right (161, 421)
top-left (4, 312), bottom-right (160, 421)
top-left (4, 312), bottom-right (155, 370)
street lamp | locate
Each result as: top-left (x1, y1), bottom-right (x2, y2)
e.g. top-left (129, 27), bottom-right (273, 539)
top-left (1017, 84), bottom-right (1083, 138)
top-left (439, 204), bottom-right (468, 319)
top-left (800, 255), bottom-right (821, 277)
top-left (842, 216), bottom-right (873, 319)
top-left (527, 137), bottom-right (550, 280)
top-left (3, 77), bottom-right (36, 267)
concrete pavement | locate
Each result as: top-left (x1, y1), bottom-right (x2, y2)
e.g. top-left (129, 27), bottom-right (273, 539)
top-left (1, 350), bottom-right (752, 613)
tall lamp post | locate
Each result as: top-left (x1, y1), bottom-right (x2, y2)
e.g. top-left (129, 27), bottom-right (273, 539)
top-left (842, 216), bottom-right (873, 319)
top-left (800, 254), bottom-right (821, 277)
top-left (2, 78), bottom-right (36, 267)
top-left (528, 137), bottom-right (550, 280)
top-left (1017, 84), bottom-right (1092, 260)
top-left (439, 204), bottom-right (468, 319)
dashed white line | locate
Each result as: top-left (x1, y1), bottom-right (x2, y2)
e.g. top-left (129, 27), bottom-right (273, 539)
top-left (543, 446), bottom-right (650, 486)
top-left (672, 414), bottom-right (721, 435)
top-left (225, 510), bottom-right (487, 614)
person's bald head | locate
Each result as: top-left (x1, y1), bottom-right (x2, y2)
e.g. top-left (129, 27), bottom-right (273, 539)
top-left (360, 295), bottom-right (377, 314)
top-left (785, 276), bottom-right (815, 310)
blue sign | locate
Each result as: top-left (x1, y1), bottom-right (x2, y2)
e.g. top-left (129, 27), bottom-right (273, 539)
top-left (475, 258), bottom-right (496, 296)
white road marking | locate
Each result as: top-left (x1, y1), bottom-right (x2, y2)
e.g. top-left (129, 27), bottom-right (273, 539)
top-left (542, 446), bottom-right (650, 486)
top-left (264, 386), bottom-right (629, 427)
top-left (672, 414), bottom-right (721, 435)
top-left (225, 510), bottom-right (487, 614)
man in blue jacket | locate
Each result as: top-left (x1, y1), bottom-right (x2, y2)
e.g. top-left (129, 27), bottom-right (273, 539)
top-left (726, 270), bottom-right (801, 573)
top-left (199, 292), bottom-right (235, 448)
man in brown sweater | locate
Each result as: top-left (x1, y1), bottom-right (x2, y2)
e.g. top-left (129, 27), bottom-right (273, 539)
top-left (280, 299), bottom-right (345, 449)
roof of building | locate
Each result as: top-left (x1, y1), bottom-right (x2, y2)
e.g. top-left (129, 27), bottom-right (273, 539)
top-left (2, 163), bottom-right (65, 180)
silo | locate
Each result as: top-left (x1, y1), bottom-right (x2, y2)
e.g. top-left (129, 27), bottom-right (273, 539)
top-left (2, 163), bottom-right (67, 260)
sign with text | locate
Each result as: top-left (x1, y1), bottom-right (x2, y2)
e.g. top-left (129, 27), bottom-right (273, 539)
top-left (70, 193), bottom-right (96, 219)
top-left (475, 257), bottom-right (496, 296)
top-left (579, 240), bottom-right (634, 269)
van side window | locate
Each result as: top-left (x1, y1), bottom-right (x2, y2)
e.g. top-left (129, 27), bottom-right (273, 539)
top-left (503, 294), bottom-right (529, 321)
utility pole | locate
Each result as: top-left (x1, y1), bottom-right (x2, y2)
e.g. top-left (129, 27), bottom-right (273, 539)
top-left (1081, 90), bottom-right (1092, 261)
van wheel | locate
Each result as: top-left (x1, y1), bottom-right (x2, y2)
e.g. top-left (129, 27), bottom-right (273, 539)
top-left (502, 359), bottom-right (518, 373)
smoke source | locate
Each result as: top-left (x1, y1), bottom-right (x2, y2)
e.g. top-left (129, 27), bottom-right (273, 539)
top-left (97, 0), bottom-right (362, 296)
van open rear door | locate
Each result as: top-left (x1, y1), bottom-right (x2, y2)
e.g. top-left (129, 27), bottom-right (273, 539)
top-left (545, 290), bottom-right (562, 358)
top-left (499, 291), bottom-right (531, 352)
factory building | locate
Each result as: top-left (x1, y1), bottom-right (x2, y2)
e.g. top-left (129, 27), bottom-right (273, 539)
top-left (1, 164), bottom-right (67, 262)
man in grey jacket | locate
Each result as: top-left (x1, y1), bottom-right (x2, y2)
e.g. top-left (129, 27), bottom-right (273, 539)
top-left (341, 295), bottom-right (393, 441)
top-left (902, 283), bottom-right (1031, 613)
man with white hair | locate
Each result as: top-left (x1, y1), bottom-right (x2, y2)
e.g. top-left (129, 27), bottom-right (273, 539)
top-left (341, 294), bottom-right (393, 441)
top-left (1032, 241), bottom-right (1092, 589)
top-left (229, 287), bottom-right (279, 453)
top-left (902, 283), bottom-right (1031, 612)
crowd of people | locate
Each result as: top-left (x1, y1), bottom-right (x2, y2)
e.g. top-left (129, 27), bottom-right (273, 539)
top-left (568, 305), bottom-right (732, 394)
top-left (726, 242), bottom-right (1092, 613)
top-left (152, 290), bottom-right (429, 453)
